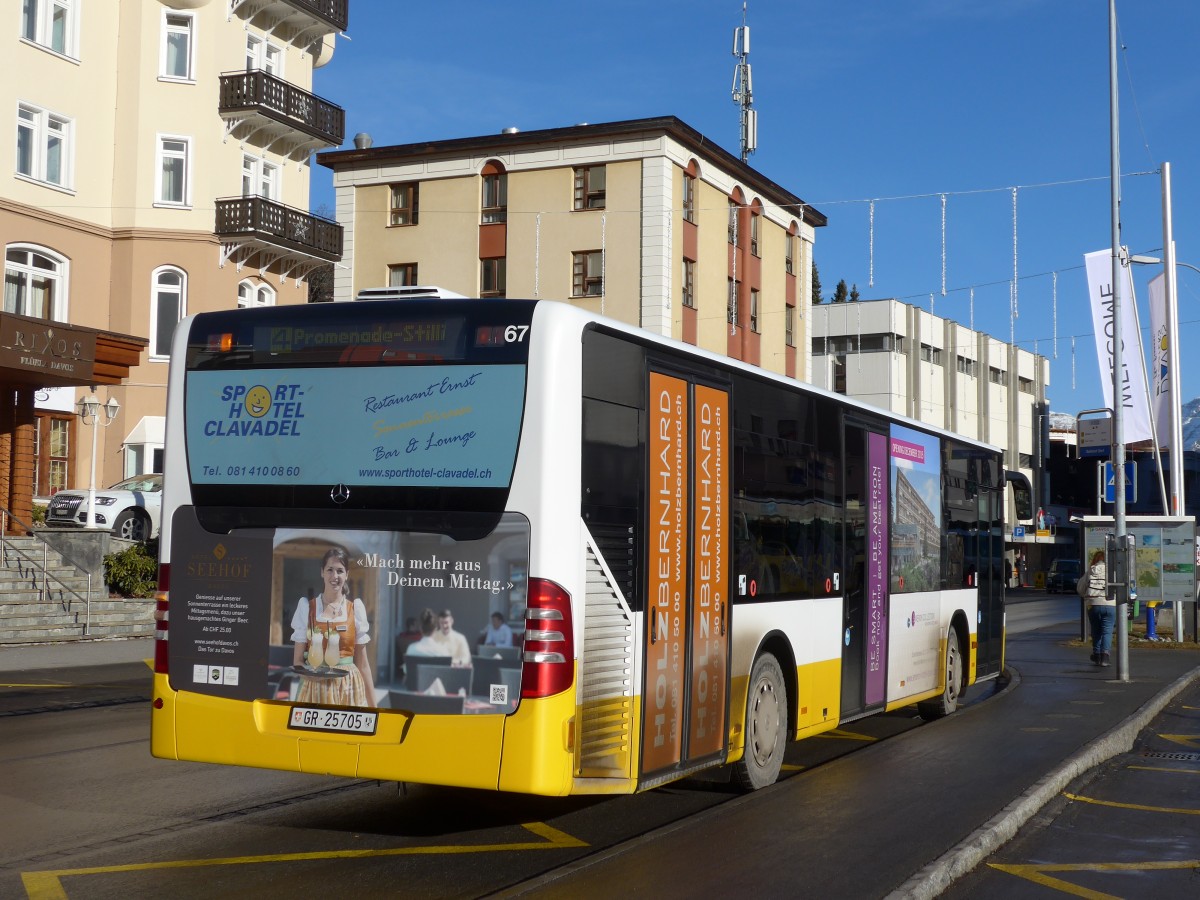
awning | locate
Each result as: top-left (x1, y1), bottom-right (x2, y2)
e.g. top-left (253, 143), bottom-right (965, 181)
top-left (122, 415), bottom-right (165, 447)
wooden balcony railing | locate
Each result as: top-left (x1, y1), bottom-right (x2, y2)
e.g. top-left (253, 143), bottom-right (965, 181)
top-left (219, 70), bottom-right (345, 148)
top-left (285, 0), bottom-right (348, 32)
top-left (215, 197), bottom-right (342, 262)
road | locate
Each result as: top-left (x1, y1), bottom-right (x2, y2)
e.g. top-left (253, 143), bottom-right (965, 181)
top-left (2, 595), bottom-right (1089, 899)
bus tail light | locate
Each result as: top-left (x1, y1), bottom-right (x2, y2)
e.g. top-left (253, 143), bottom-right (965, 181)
top-left (520, 578), bottom-right (574, 699)
top-left (153, 564), bottom-right (170, 675)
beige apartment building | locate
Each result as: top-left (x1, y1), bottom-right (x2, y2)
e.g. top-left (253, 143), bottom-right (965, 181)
top-left (318, 116), bottom-right (826, 378)
top-left (0, 0), bottom-right (346, 524)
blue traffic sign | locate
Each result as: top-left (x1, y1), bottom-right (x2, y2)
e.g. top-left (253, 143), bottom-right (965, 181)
top-left (1102, 461), bottom-right (1137, 503)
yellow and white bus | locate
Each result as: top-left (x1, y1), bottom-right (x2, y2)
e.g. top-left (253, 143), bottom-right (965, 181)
top-left (151, 294), bottom-right (1030, 794)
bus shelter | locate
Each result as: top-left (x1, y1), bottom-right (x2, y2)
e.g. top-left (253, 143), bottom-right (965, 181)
top-left (1076, 515), bottom-right (1198, 642)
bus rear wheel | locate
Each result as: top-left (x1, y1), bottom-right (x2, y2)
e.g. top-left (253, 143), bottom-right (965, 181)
top-left (734, 652), bottom-right (787, 790)
top-left (918, 626), bottom-right (963, 720)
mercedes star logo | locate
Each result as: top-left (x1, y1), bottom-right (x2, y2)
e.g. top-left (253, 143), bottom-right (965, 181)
top-left (330, 483), bottom-right (351, 504)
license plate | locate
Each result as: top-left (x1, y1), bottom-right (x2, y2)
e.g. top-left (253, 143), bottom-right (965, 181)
top-left (287, 706), bottom-right (377, 735)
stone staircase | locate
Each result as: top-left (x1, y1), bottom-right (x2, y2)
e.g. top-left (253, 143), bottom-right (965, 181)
top-left (0, 535), bottom-right (154, 644)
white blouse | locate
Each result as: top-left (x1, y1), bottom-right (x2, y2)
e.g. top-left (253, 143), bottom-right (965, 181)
top-left (290, 596), bottom-right (371, 645)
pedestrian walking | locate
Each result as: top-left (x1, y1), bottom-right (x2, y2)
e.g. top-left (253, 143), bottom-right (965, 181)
top-left (1078, 550), bottom-right (1113, 667)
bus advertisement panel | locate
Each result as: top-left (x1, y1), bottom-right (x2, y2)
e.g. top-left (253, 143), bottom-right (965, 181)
top-left (168, 508), bottom-right (531, 718)
top-left (185, 364), bottom-right (524, 489)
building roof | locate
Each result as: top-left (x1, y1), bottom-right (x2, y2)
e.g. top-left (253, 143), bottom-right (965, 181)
top-left (317, 115), bottom-right (827, 228)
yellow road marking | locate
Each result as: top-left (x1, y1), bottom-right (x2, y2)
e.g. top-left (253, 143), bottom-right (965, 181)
top-left (21, 822), bottom-right (587, 899)
top-left (1160, 733), bottom-right (1200, 749)
top-left (818, 729), bottom-right (877, 742)
top-left (1064, 792), bottom-right (1200, 815)
top-left (990, 860), bottom-right (1200, 900)
top-left (0, 683), bottom-right (72, 689)
top-left (1127, 765), bottom-right (1200, 775)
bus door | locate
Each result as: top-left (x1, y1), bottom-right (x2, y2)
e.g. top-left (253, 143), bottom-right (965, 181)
top-left (840, 417), bottom-right (890, 719)
top-left (975, 471), bottom-right (1006, 676)
top-left (640, 370), bottom-right (731, 785)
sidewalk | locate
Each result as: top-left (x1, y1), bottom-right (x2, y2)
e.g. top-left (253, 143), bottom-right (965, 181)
top-left (0, 635), bottom-right (152, 673)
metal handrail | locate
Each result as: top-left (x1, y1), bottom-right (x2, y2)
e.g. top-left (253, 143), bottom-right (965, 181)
top-left (0, 509), bottom-right (94, 635)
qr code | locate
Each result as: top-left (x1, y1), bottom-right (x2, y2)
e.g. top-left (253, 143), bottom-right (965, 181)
top-left (489, 684), bottom-right (509, 704)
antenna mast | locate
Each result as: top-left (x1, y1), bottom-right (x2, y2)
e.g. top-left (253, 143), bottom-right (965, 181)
top-left (731, 3), bottom-right (756, 163)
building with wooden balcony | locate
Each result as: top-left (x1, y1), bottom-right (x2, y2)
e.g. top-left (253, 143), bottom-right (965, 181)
top-left (0, 0), bottom-right (347, 524)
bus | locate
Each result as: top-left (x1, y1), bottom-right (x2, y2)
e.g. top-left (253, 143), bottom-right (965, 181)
top-left (151, 294), bottom-right (1031, 794)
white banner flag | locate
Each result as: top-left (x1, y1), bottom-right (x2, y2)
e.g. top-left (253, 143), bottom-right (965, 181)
top-left (1083, 249), bottom-right (1153, 444)
top-left (1147, 272), bottom-right (1172, 449)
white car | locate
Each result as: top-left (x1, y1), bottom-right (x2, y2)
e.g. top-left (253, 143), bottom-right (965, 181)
top-left (44, 473), bottom-right (162, 541)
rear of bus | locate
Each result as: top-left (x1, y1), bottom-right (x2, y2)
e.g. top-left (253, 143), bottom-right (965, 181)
top-left (150, 298), bottom-right (584, 794)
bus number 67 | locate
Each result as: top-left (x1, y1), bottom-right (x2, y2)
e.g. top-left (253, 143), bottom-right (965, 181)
top-left (504, 325), bottom-right (529, 343)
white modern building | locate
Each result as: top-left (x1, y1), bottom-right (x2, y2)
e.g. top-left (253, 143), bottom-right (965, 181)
top-left (810, 298), bottom-right (1051, 549)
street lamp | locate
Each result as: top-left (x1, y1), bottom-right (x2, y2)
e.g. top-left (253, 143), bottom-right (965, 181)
top-left (76, 393), bottom-right (120, 529)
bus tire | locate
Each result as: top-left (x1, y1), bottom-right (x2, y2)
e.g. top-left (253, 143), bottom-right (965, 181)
top-left (918, 625), bottom-right (963, 720)
top-left (735, 652), bottom-right (787, 790)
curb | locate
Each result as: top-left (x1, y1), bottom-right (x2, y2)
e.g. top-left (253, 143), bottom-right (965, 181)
top-left (886, 664), bottom-right (1200, 899)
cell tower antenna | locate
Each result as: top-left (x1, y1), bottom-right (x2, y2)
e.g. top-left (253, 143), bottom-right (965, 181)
top-left (731, 2), bottom-right (757, 162)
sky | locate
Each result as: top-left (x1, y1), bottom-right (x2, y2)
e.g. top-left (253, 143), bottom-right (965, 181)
top-left (310, 0), bottom-right (1200, 418)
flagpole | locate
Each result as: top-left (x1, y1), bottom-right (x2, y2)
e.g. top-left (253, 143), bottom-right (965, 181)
top-left (1161, 163), bottom-right (1183, 515)
top-left (1161, 162), bottom-right (1185, 644)
top-left (1108, 0), bottom-right (1130, 681)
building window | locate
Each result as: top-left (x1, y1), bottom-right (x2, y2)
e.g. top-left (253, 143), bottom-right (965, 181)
top-left (785, 233), bottom-right (795, 274)
top-left (572, 251), bottom-right (603, 296)
top-left (749, 288), bottom-right (760, 332)
top-left (161, 12), bottom-right (195, 81)
top-left (245, 34), bottom-right (282, 75)
top-left (156, 135), bottom-right (190, 206)
top-left (728, 200), bottom-right (739, 244)
top-left (480, 258), bottom-right (506, 297)
top-left (682, 172), bottom-right (696, 224)
top-left (237, 279), bottom-right (275, 308)
top-left (989, 366), bottom-right (1006, 384)
top-left (919, 343), bottom-right (942, 365)
top-left (33, 414), bottom-right (71, 497)
top-left (124, 442), bottom-right (164, 479)
top-left (832, 357), bottom-right (847, 394)
top-left (388, 263), bottom-right (418, 287)
top-left (4, 244), bottom-right (66, 320)
top-left (151, 266), bottom-right (186, 359)
top-left (242, 154), bottom-right (279, 199)
top-left (21, 0), bottom-right (77, 57)
top-left (482, 171), bottom-right (507, 224)
top-left (785, 304), bottom-right (795, 347)
top-left (681, 259), bottom-right (695, 308)
top-left (16, 103), bottom-right (71, 188)
top-left (1019, 376), bottom-right (1035, 394)
top-left (750, 214), bottom-right (760, 257)
top-left (727, 279), bottom-right (739, 326)
top-left (573, 166), bottom-right (605, 210)
top-left (956, 355), bottom-right (978, 376)
top-left (389, 182), bottom-right (419, 226)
